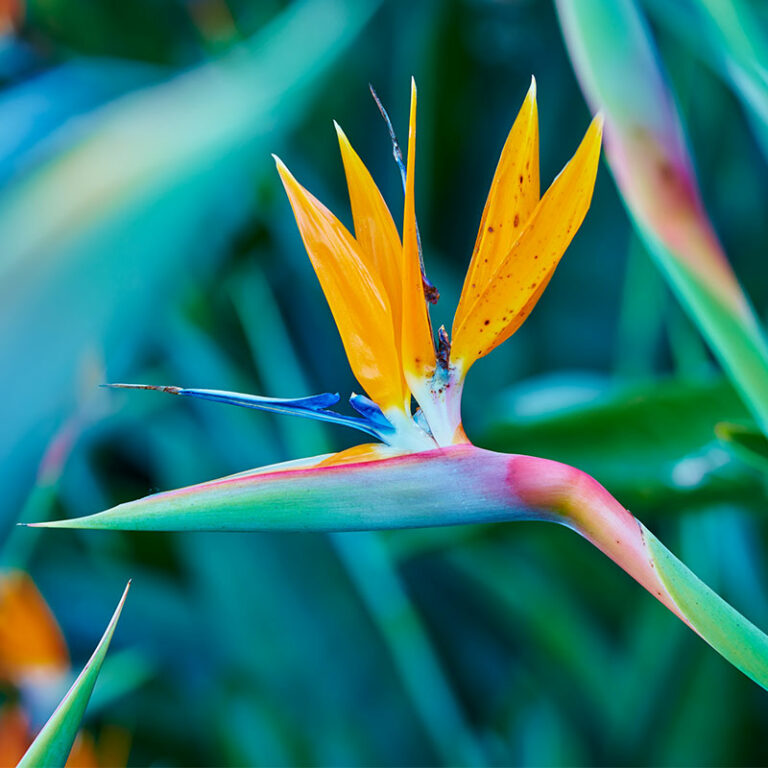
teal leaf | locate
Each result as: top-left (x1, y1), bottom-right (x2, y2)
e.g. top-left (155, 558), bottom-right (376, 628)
top-left (0, 0), bottom-right (381, 529)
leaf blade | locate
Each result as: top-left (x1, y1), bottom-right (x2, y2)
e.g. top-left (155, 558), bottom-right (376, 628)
top-left (17, 582), bottom-right (130, 768)
top-left (645, 529), bottom-right (768, 688)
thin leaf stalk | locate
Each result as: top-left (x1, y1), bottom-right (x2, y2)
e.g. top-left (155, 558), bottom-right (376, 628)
top-left (557, 0), bottom-right (768, 434)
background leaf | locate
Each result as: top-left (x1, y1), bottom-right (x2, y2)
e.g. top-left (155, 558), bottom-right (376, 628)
top-left (3, 0), bottom-right (768, 764)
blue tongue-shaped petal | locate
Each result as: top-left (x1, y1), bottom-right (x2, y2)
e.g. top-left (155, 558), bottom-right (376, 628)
top-left (348, 392), bottom-right (393, 431)
top-left (104, 384), bottom-right (394, 441)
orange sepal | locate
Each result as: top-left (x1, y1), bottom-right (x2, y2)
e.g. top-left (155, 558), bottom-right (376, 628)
top-left (275, 157), bottom-right (408, 412)
top-left (455, 78), bottom-right (539, 327)
top-left (451, 114), bottom-right (603, 372)
top-left (66, 732), bottom-right (100, 768)
top-left (334, 122), bottom-right (404, 331)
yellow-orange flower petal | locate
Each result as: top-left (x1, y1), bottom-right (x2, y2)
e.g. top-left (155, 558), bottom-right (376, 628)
top-left (451, 114), bottom-right (603, 372)
top-left (455, 77), bottom-right (539, 324)
top-left (401, 78), bottom-right (436, 385)
top-left (275, 157), bottom-right (408, 411)
top-left (0, 571), bottom-right (69, 684)
top-left (334, 122), bottom-right (404, 329)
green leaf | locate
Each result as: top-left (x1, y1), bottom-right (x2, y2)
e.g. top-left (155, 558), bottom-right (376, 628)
top-left (17, 582), bottom-right (131, 768)
top-left (716, 421), bottom-right (768, 474)
top-left (481, 377), bottom-right (761, 513)
top-left (0, 0), bottom-right (381, 530)
top-left (332, 533), bottom-right (484, 766)
top-left (645, 529), bottom-right (768, 689)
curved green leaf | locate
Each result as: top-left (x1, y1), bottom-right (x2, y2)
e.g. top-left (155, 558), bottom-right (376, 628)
top-left (482, 377), bottom-right (761, 514)
top-left (557, 0), bottom-right (768, 435)
top-left (17, 582), bottom-right (131, 768)
top-left (716, 421), bottom-right (768, 475)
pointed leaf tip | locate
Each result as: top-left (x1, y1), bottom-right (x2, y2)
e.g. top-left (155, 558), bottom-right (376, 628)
top-left (17, 582), bottom-right (130, 768)
top-left (25, 518), bottom-right (98, 530)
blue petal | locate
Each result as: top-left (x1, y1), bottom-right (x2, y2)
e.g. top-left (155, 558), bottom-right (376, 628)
top-left (349, 392), bottom-right (394, 431)
top-left (104, 384), bottom-right (393, 441)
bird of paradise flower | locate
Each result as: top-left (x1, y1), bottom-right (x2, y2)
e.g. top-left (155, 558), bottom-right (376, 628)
top-left (35, 79), bottom-right (768, 690)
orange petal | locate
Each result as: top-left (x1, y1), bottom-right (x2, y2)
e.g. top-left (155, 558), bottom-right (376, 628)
top-left (451, 114), bottom-right (603, 372)
top-left (0, 0), bottom-right (23, 35)
top-left (454, 77), bottom-right (539, 328)
top-left (401, 78), bottom-right (436, 386)
top-left (275, 157), bottom-right (408, 411)
top-left (334, 122), bottom-right (404, 328)
top-left (334, 122), bottom-right (409, 402)
top-left (0, 571), bottom-right (69, 684)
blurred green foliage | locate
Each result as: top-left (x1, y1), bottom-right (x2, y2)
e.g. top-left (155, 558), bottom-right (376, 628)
top-left (2, 0), bottom-right (768, 765)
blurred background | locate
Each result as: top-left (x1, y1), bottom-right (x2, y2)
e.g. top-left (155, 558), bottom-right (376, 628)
top-left (1, 0), bottom-right (768, 765)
